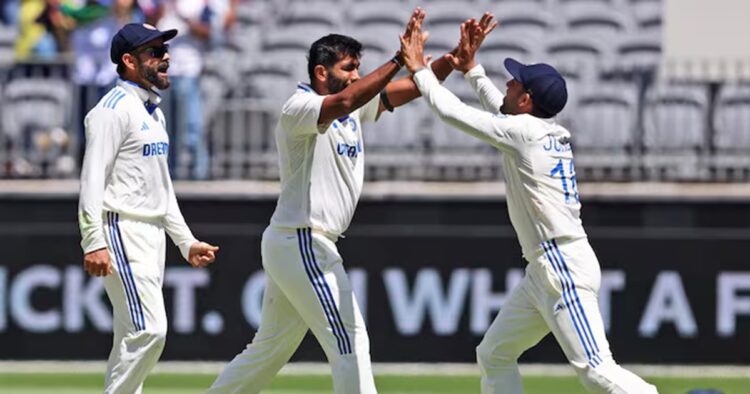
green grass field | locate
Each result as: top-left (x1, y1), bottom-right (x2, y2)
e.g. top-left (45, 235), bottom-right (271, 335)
top-left (0, 373), bottom-right (746, 394)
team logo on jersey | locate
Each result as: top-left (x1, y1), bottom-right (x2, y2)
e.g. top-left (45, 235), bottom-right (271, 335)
top-left (333, 116), bottom-right (357, 133)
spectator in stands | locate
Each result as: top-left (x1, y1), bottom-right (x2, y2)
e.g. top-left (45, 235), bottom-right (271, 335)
top-left (15, 0), bottom-right (58, 59)
top-left (1, 0), bottom-right (19, 25)
top-left (72, 0), bottom-right (143, 86)
top-left (156, 0), bottom-right (236, 179)
top-left (135, 0), bottom-right (160, 25)
top-left (16, 0), bottom-right (106, 59)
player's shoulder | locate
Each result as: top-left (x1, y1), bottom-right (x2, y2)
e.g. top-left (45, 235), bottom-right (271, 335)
top-left (282, 83), bottom-right (324, 114)
top-left (512, 114), bottom-right (567, 141)
top-left (90, 86), bottom-right (138, 116)
top-left (85, 87), bottom-right (134, 125)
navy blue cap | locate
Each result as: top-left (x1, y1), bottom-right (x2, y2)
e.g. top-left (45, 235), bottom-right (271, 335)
top-left (504, 58), bottom-right (568, 117)
top-left (110, 23), bottom-right (178, 64)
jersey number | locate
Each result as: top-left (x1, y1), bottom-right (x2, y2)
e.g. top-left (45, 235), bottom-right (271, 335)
top-left (550, 159), bottom-right (579, 204)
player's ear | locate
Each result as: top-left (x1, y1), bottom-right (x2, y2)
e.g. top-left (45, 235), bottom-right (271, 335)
top-left (519, 93), bottom-right (533, 113)
top-left (314, 64), bottom-right (328, 83)
top-left (122, 53), bottom-right (138, 72)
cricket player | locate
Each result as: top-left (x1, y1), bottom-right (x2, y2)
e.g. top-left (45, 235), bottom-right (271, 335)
top-left (208, 8), bottom-right (475, 394)
top-left (78, 23), bottom-right (219, 394)
top-left (398, 14), bottom-right (659, 394)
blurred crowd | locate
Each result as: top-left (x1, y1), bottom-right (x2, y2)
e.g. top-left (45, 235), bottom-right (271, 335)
top-left (1, 0), bottom-right (238, 179)
top-left (6, 0), bottom-right (237, 74)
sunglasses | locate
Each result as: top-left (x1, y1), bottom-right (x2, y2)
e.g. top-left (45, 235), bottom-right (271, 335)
top-left (134, 44), bottom-right (169, 59)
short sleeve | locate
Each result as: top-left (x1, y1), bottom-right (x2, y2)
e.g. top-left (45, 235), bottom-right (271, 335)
top-left (356, 94), bottom-right (382, 124)
top-left (280, 93), bottom-right (327, 136)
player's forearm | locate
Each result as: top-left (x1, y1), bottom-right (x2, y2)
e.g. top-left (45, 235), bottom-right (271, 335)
top-left (78, 188), bottom-right (107, 254)
top-left (78, 147), bottom-right (109, 253)
top-left (464, 64), bottom-right (504, 114)
top-left (320, 59), bottom-right (401, 124)
top-left (414, 68), bottom-right (512, 150)
top-left (163, 188), bottom-right (198, 261)
top-left (383, 54), bottom-right (454, 109)
top-left (79, 211), bottom-right (107, 253)
top-left (431, 53), bottom-right (454, 81)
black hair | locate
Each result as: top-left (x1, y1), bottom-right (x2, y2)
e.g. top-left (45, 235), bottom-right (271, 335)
top-left (116, 61), bottom-right (126, 77)
top-left (307, 34), bottom-right (363, 83)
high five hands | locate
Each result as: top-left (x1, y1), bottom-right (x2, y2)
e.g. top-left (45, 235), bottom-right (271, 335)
top-left (399, 8), bottom-right (430, 73)
top-left (447, 13), bottom-right (498, 73)
top-left (400, 10), bottom-right (498, 74)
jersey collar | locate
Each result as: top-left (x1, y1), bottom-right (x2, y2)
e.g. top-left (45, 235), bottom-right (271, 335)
top-left (297, 82), bottom-right (314, 94)
top-left (117, 79), bottom-right (162, 114)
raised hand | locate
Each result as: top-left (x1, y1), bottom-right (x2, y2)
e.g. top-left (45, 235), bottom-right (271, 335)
top-left (446, 12), bottom-right (498, 73)
top-left (402, 7), bottom-right (426, 44)
top-left (475, 12), bottom-right (498, 48)
top-left (399, 8), bottom-right (430, 73)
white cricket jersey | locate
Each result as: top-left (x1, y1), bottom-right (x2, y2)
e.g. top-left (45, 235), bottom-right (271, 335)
top-left (414, 66), bottom-right (587, 260)
top-left (78, 79), bottom-right (196, 260)
top-left (269, 83), bottom-right (381, 236)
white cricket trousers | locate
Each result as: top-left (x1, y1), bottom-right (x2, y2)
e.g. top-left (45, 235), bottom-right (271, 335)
top-left (102, 212), bottom-right (168, 394)
top-left (477, 238), bottom-right (658, 394)
top-left (208, 226), bottom-right (376, 394)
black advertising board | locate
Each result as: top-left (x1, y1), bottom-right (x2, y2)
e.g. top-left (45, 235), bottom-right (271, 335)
top-left (1, 197), bottom-right (749, 364)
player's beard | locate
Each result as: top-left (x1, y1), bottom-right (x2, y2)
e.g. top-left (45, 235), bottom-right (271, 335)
top-left (499, 95), bottom-right (513, 115)
top-left (140, 59), bottom-right (170, 90)
top-left (326, 74), bottom-right (347, 94)
top-left (499, 101), bottom-right (509, 115)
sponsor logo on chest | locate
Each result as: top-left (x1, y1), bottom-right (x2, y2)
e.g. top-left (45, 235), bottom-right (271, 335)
top-left (333, 115), bottom-right (362, 159)
top-left (337, 141), bottom-right (362, 158)
top-left (143, 141), bottom-right (169, 157)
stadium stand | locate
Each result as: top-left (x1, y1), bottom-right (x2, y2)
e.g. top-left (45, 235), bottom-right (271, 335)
top-left (710, 83), bottom-right (750, 180)
top-left (612, 30), bottom-right (661, 75)
top-left (276, 2), bottom-right (343, 32)
top-left (545, 32), bottom-right (614, 81)
top-left (0, 0), bottom-right (747, 182)
top-left (491, 1), bottom-right (559, 39)
top-left (208, 98), bottom-right (280, 180)
top-left (0, 23), bottom-right (14, 70)
top-left (476, 34), bottom-right (543, 78)
top-left (560, 1), bottom-right (636, 42)
top-left (566, 82), bottom-right (640, 180)
top-left (642, 83), bottom-right (711, 180)
top-left (1, 78), bottom-right (74, 177)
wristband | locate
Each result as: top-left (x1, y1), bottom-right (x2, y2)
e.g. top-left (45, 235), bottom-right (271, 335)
top-left (380, 90), bottom-right (394, 112)
top-left (391, 53), bottom-right (404, 68)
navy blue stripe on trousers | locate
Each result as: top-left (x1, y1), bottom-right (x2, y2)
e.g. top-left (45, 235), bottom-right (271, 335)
top-left (551, 240), bottom-right (602, 357)
top-left (107, 212), bottom-right (142, 331)
top-left (113, 213), bottom-right (146, 331)
top-left (109, 212), bottom-right (146, 331)
top-left (542, 241), bottom-right (601, 368)
top-left (303, 228), bottom-right (351, 354)
top-left (296, 228), bottom-right (350, 355)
